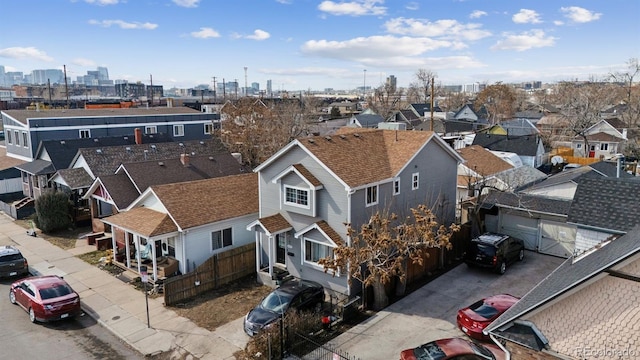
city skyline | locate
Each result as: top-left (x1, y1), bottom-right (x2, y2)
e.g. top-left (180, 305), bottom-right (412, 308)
top-left (0, 0), bottom-right (638, 91)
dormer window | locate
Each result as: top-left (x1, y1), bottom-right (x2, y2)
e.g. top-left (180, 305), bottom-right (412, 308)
top-left (284, 186), bottom-right (309, 208)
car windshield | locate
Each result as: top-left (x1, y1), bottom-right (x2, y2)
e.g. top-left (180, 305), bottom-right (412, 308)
top-left (469, 341), bottom-right (495, 359)
top-left (0, 254), bottom-right (23, 262)
top-left (474, 244), bottom-right (496, 256)
top-left (469, 300), bottom-right (499, 319)
top-left (260, 291), bottom-right (293, 314)
top-left (412, 342), bottom-right (446, 360)
top-left (39, 284), bottom-right (73, 300)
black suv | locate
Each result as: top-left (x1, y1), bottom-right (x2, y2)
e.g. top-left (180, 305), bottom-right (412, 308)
top-left (464, 233), bottom-right (524, 275)
top-left (0, 246), bottom-right (29, 278)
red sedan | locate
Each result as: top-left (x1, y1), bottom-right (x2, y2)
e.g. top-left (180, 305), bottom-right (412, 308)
top-left (9, 275), bottom-right (82, 323)
top-left (400, 337), bottom-right (505, 360)
top-left (457, 294), bottom-right (519, 341)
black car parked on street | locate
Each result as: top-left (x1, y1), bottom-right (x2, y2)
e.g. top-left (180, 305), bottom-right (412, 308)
top-left (464, 233), bottom-right (524, 275)
top-left (244, 279), bottom-right (325, 336)
top-left (0, 246), bottom-right (30, 278)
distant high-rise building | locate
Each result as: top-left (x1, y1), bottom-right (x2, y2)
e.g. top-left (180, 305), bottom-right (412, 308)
top-left (97, 66), bottom-right (109, 81)
top-left (5, 72), bottom-right (24, 85)
top-left (251, 82), bottom-right (259, 92)
top-left (386, 75), bottom-right (397, 92)
top-left (0, 65), bottom-right (5, 87)
top-left (31, 69), bottom-right (64, 85)
top-left (266, 80), bottom-right (272, 96)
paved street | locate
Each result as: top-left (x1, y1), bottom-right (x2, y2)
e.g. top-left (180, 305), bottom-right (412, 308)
top-left (327, 251), bottom-right (566, 360)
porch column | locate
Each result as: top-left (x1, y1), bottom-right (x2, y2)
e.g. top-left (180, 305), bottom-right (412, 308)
top-left (268, 234), bottom-right (273, 278)
top-left (125, 232), bottom-right (131, 267)
top-left (111, 232), bottom-right (117, 259)
top-left (254, 232), bottom-right (260, 273)
top-left (134, 234), bottom-right (141, 274)
top-left (151, 240), bottom-right (158, 282)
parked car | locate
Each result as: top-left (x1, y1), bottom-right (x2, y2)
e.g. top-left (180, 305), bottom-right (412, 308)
top-left (400, 337), bottom-right (506, 360)
top-left (457, 294), bottom-right (520, 341)
top-left (9, 275), bottom-right (82, 323)
top-left (464, 233), bottom-right (524, 274)
top-left (0, 245), bottom-right (29, 278)
top-left (244, 279), bottom-right (324, 336)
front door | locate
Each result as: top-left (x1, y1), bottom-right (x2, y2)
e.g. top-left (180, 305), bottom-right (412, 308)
top-left (275, 234), bottom-right (286, 265)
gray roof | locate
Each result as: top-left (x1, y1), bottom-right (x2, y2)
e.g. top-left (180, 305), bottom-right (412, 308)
top-left (486, 225), bottom-right (640, 334)
top-left (472, 133), bottom-right (542, 156)
top-left (567, 177), bottom-right (640, 233)
top-left (482, 191), bottom-right (572, 216)
top-left (77, 137), bottom-right (228, 178)
top-left (99, 173), bottom-right (140, 210)
top-left (2, 107), bottom-right (202, 124)
top-left (15, 159), bottom-right (55, 175)
top-left (54, 168), bottom-right (94, 189)
top-left (588, 161), bottom-right (635, 178)
top-left (352, 113), bottom-right (384, 128)
top-left (522, 166), bottom-right (593, 192)
top-left (498, 118), bottom-right (540, 136)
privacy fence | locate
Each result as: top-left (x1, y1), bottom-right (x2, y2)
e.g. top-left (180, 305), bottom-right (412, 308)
top-left (163, 243), bottom-right (255, 306)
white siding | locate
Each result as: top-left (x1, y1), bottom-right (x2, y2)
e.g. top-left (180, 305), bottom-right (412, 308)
top-left (574, 228), bottom-right (612, 256)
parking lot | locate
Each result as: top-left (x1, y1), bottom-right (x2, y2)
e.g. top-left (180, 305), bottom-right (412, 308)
top-left (327, 251), bottom-right (566, 360)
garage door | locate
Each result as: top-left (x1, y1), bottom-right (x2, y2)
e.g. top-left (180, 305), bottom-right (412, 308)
top-left (500, 214), bottom-right (539, 251)
top-left (539, 221), bottom-right (575, 258)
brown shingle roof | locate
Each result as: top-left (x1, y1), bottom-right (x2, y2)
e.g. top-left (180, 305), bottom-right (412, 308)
top-left (55, 167), bottom-right (94, 189)
top-left (2, 107), bottom-right (201, 124)
top-left (99, 173), bottom-right (141, 210)
top-left (292, 164), bottom-right (322, 187)
top-left (457, 145), bottom-right (513, 176)
top-left (0, 147), bottom-right (26, 170)
top-left (316, 220), bottom-right (344, 246)
top-left (102, 207), bottom-right (177, 237)
top-left (151, 173), bottom-right (258, 230)
top-left (302, 129), bottom-right (435, 188)
top-left (259, 213), bottom-right (293, 234)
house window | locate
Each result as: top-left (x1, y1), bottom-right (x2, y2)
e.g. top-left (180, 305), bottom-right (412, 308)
top-left (14, 130), bottom-right (20, 146)
top-left (393, 178), bottom-right (400, 195)
top-left (173, 124), bottom-right (184, 137)
top-left (6, 130), bottom-right (12, 145)
top-left (284, 186), bottom-right (309, 207)
top-left (166, 236), bottom-right (176, 257)
top-left (22, 132), bottom-right (28, 148)
top-left (211, 228), bottom-right (232, 251)
top-left (365, 185), bottom-right (378, 206)
top-left (204, 123), bottom-right (213, 134)
top-left (412, 172), bottom-right (419, 190)
top-left (304, 238), bottom-right (334, 265)
top-left (145, 125), bottom-right (157, 134)
top-left (79, 129), bottom-right (91, 138)
top-left (576, 143), bottom-right (582, 149)
top-left (97, 200), bottom-right (113, 217)
top-left (601, 143), bottom-right (609, 151)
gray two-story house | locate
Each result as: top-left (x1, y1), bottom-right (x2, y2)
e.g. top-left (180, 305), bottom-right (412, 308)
top-left (1, 107), bottom-right (219, 161)
top-left (247, 128), bottom-right (463, 298)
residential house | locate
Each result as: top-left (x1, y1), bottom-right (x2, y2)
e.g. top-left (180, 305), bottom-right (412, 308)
top-left (407, 103), bottom-right (449, 120)
top-left (480, 118), bottom-right (540, 136)
top-left (571, 117), bottom-right (627, 158)
top-left (472, 133), bottom-right (547, 168)
top-left (485, 226), bottom-right (640, 359)
top-left (567, 177), bottom-right (640, 256)
top-left (348, 108), bottom-right (385, 128)
top-left (328, 101), bottom-right (357, 117)
top-left (246, 128), bottom-right (463, 297)
top-left (101, 173), bottom-right (258, 281)
top-left (387, 109), bottom-right (423, 129)
top-left (1, 107), bottom-right (218, 161)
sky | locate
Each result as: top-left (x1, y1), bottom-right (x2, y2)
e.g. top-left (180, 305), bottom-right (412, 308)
top-left (0, 0), bottom-right (639, 92)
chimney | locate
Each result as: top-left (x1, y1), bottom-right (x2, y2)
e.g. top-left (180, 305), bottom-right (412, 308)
top-left (180, 153), bottom-right (190, 167)
top-left (134, 128), bottom-right (142, 145)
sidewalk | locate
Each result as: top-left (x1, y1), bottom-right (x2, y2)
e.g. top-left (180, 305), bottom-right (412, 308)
top-left (0, 213), bottom-right (248, 360)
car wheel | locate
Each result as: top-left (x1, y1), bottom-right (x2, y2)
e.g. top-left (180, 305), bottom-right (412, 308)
top-left (498, 261), bottom-right (507, 275)
top-left (9, 290), bottom-right (16, 304)
top-left (518, 249), bottom-right (524, 261)
top-left (29, 308), bottom-right (36, 323)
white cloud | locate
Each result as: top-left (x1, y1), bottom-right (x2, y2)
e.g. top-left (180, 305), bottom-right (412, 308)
top-left (84, 0), bottom-right (119, 5)
top-left (512, 9), bottom-right (542, 24)
top-left (384, 17), bottom-right (491, 42)
top-left (491, 29), bottom-right (556, 51)
top-left (469, 10), bottom-right (487, 19)
top-left (190, 27), bottom-right (221, 39)
top-left (318, 0), bottom-right (386, 16)
top-left (173, 0), bottom-right (200, 8)
top-left (275, 0), bottom-right (292, 3)
top-left (246, 29), bottom-right (271, 41)
top-left (88, 19), bottom-right (158, 30)
top-left (560, 6), bottom-right (602, 23)
top-left (406, 2), bottom-right (419, 11)
top-left (72, 58), bottom-right (96, 67)
top-left (0, 47), bottom-right (53, 62)
top-left (554, 20), bottom-right (564, 26)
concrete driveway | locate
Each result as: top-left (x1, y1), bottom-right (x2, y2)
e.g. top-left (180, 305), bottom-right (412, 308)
top-left (326, 251), bottom-right (565, 360)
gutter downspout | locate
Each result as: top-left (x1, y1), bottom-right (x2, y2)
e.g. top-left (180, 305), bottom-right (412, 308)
top-left (489, 333), bottom-right (510, 360)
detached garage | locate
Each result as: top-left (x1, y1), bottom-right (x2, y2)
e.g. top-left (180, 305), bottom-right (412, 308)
top-left (482, 192), bottom-right (575, 258)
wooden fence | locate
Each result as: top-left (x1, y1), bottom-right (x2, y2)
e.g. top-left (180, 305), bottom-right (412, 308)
top-left (163, 243), bottom-right (256, 306)
top-left (551, 147), bottom-right (601, 166)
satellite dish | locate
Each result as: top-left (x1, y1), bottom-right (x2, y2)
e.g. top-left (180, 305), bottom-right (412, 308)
top-left (551, 155), bottom-right (564, 165)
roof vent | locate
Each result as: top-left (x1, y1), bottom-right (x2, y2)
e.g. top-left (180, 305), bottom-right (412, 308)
top-left (151, 144), bottom-right (157, 150)
top-left (179, 143), bottom-right (184, 147)
top-left (208, 156), bottom-right (215, 161)
top-left (191, 152), bottom-right (196, 156)
top-left (324, 136), bottom-right (332, 141)
top-left (96, 149), bottom-right (102, 154)
top-left (60, 140), bottom-right (66, 145)
top-left (353, 133), bottom-right (361, 138)
top-left (123, 136), bottom-right (129, 140)
top-left (158, 162), bottom-right (164, 166)
top-left (126, 147), bottom-right (132, 152)
top-left (94, 138), bottom-right (99, 142)
top-left (339, 135), bottom-right (346, 140)
top-left (308, 138), bottom-right (315, 144)
top-left (200, 141), bottom-right (205, 145)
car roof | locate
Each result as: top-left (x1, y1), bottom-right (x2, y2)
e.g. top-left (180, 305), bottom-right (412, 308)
top-left (0, 245), bottom-right (22, 256)
top-left (472, 233), bottom-right (508, 245)
top-left (276, 279), bottom-right (322, 295)
top-left (27, 275), bottom-right (69, 288)
top-left (482, 294), bottom-right (520, 311)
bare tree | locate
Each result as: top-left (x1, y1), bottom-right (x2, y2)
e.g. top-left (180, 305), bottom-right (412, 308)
top-left (368, 82), bottom-right (404, 119)
top-left (438, 91), bottom-right (469, 113)
top-left (407, 69), bottom-right (437, 103)
top-left (217, 98), bottom-right (310, 168)
top-left (319, 205), bottom-right (459, 310)
top-left (474, 82), bottom-right (517, 124)
top-left (609, 58), bottom-right (640, 129)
